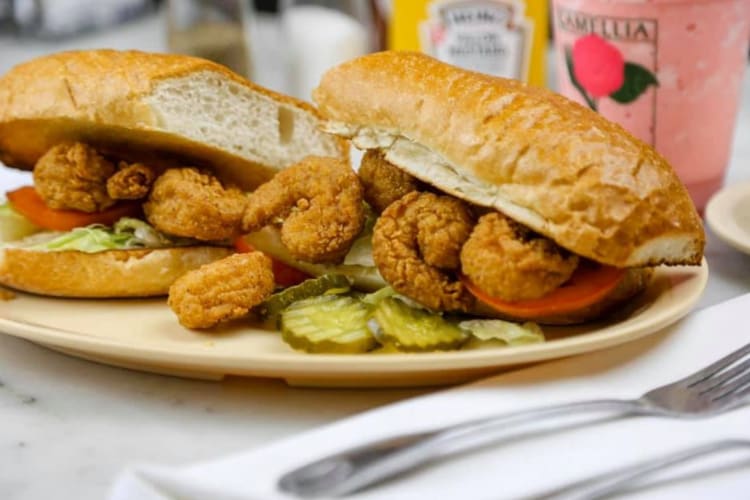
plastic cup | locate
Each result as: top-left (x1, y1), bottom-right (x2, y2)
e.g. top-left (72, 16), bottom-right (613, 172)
top-left (551, 0), bottom-right (750, 211)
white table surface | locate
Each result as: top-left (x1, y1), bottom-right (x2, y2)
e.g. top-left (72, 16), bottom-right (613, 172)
top-left (0, 12), bottom-right (749, 500)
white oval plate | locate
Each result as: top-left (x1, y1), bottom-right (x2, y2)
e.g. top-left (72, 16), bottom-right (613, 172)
top-left (0, 261), bottom-right (708, 387)
top-left (706, 181), bottom-right (750, 255)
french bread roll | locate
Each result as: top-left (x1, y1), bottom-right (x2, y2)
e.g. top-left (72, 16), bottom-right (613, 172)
top-left (0, 49), bottom-right (347, 190)
top-left (313, 51), bottom-right (705, 269)
top-left (0, 246), bottom-right (232, 298)
top-left (0, 49), bottom-right (346, 298)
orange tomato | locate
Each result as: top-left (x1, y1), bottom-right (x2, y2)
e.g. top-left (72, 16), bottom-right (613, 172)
top-left (234, 236), bottom-right (311, 287)
top-left (462, 262), bottom-right (627, 319)
top-left (7, 186), bottom-right (141, 231)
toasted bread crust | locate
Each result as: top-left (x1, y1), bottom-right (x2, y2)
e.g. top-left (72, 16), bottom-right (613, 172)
top-left (0, 246), bottom-right (232, 298)
top-left (0, 50), bottom-right (314, 128)
top-left (0, 50), bottom-right (348, 189)
top-left (314, 51), bottom-right (705, 268)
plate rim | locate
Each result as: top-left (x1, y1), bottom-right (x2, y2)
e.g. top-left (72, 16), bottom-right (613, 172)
top-left (706, 180), bottom-right (750, 255)
top-left (0, 261), bottom-right (709, 378)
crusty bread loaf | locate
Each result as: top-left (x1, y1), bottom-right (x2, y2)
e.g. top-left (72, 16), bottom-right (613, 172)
top-left (0, 50), bottom-right (347, 190)
top-left (0, 246), bottom-right (232, 297)
top-left (314, 51), bottom-right (705, 268)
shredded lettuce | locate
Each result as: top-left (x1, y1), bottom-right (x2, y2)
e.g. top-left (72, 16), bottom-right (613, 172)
top-left (35, 225), bottom-right (132, 252)
top-left (343, 205), bottom-right (377, 267)
top-left (24, 218), bottom-right (198, 253)
top-left (112, 218), bottom-right (196, 248)
top-left (459, 319), bottom-right (545, 347)
top-left (243, 226), bottom-right (386, 292)
top-left (0, 201), bottom-right (41, 243)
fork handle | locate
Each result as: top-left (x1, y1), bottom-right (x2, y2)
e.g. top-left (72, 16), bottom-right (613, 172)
top-left (279, 398), bottom-right (647, 498)
top-left (416, 398), bottom-right (646, 459)
top-left (527, 439), bottom-right (750, 500)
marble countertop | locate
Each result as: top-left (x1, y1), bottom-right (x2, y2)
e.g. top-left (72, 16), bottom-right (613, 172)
top-left (0, 13), bottom-right (749, 500)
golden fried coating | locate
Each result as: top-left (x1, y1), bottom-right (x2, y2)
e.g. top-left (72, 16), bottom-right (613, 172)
top-left (106, 162), bottom-right (156, 200)
top-left (168, 252), bottom-right (275, 329)
top-left (358, 150), bottom-right (420, 213)
top-left (33, 142), bottom-right (116, 212)
top-left (243, 156), bottom-right (365, 264)
top-left (144, 168), bottom-right (247, 241)
top-left (373, 191), bottom-right (475, 312)
top-left (460, 212), bottom-right (579, 302)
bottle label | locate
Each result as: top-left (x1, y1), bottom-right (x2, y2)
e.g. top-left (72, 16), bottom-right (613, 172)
top-left (420, 0), bottom-right (533, 80)
top-left (554, 6), bottom-right (659, 145)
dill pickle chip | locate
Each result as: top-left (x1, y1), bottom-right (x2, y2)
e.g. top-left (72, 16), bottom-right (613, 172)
top-left (280, 295), bottom-right (376, 354)
top-left (259, 274), bottom-right (351, 322)
top-left (373, 297), bottom-right (468, 352)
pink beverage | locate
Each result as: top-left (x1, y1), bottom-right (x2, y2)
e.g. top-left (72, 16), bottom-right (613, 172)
top-left (552, 0), bottom-right (750, 211)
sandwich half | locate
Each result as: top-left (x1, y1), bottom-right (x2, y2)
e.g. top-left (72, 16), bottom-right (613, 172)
top-left (0, 49), bottom-right (346, 298)
top-left (292, 51), bottom-right (704, 324)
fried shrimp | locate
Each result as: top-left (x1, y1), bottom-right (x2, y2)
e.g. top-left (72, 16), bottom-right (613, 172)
top-left (168, 252), bottom-right (275, 329)
top-left (106, 162), bottom-right (156, 200)
top-left (242, 156), bottom-right (365, 264)
top-left (358, 150), bottom-right (420, 213)
top-left (460, 212), bottom-right (580, 302)
top-left (373, 191), bottom-right (475, 312)
top-left (33, 142), bottom-right (116, 212)
top-left (144, 167), bottom-right (247, 241)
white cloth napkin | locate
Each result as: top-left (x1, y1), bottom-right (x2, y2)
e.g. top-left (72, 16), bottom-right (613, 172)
top-left (110, 294), bottom-right (750, 500)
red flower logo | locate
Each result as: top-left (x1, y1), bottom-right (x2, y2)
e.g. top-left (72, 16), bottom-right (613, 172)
top-left (572, 35), bottom-right (624, 98)
top-left (565, 34), bottom-right (659, 111)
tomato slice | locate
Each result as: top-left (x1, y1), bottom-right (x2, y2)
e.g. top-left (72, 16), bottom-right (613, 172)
top-left (234, 236), bottom-right (311, 287)
top-left (462, 262), bottom-right (627, 319)
top-left (6, 186), bottom-right (142, 232)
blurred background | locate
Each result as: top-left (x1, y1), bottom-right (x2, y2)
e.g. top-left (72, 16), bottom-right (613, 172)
top-left (0, 0), bottom-right (553, 95)
top-left (0, 0), bottom-right (748, 209)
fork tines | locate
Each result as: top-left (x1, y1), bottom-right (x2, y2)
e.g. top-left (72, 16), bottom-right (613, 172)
top-left (687, 344), bottom-right (750, 403)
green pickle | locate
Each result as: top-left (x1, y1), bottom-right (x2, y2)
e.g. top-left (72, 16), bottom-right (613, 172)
top-left (373, 297), bottom-right (467, 352)
top-left (281, 295), bottom-right (376, 354)
top-left (259, 274), bottom-right (351, 322)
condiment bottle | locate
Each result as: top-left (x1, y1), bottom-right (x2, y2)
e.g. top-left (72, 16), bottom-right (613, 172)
top-left (388, 0), bottom-right (548, 86)
top-left (167, 0), bottom-right (252, 78)
top-left (551, 0), bottom-right (750, 211)
top-left (281, 0), bottom-right (376, 100)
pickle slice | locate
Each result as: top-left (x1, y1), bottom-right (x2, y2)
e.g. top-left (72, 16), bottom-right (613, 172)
top-left (361, 286), bottom-right (395, 306)
top-left (259, 274), bottom-right (351, 322)
top-left (373, 297), bottom-right (468, 352)
top-left (281, 295), bottom-right (376, 354)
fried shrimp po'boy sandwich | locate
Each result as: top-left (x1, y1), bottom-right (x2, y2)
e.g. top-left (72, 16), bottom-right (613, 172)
top-left (234, 51), bottom-right (705, 346)
top-left (0, 50), bottom-right (346, 298)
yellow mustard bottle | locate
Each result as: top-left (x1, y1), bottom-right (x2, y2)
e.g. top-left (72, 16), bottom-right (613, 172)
top-left (389, 0), bottom-right (547, 87)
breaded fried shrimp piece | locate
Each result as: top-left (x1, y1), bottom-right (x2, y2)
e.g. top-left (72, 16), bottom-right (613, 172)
top-left (243, 156), bottom-right (364, 264)
top-left (144, 168), bottom-right (247, 241)
top-left (168, 252), bottom-right (274, 329)
top-left (358, 150), bottom-right (420, 213)
top-left (168, 252), bottom-right (275, 329)
top-left (461, 213), bottom-right (579, 302)
top-left (33, 142), bottom-right (116, 212)
top-left (107, 162), bottom-right (156, 200)
top-left (373, 191), bottom-right (475, 312)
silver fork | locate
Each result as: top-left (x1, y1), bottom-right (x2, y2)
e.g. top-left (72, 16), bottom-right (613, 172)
top-left (278, 343), bottom-right (750, 498)
top-left (525, 439), bottom-right (750, 500)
